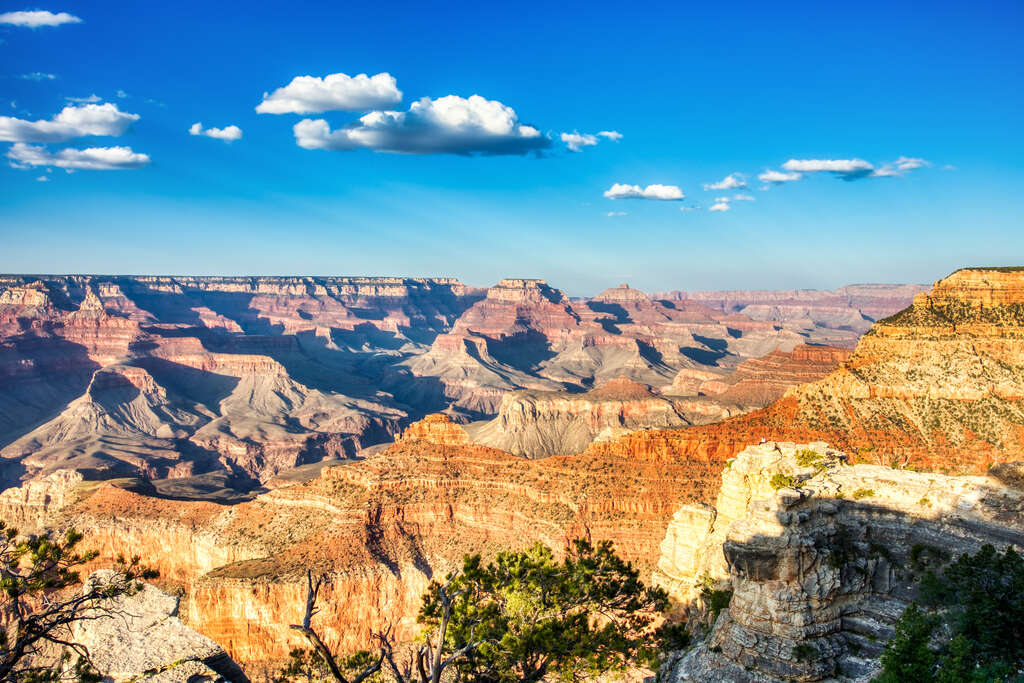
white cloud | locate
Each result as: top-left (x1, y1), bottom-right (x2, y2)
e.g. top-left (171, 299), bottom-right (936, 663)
top-left (732, 194), bottom-right (755, 201)
top-left (189, 122), bottom-right (242, 142)
top-left (35, 175), bottom-right (48, 182)
top-left (561, 129), bottom-right (622, 152)
top-left (603, 183), bottom-right (684, 200)
top-left (709, 201), bottom-right (731, 212)
top-left (0, 10), bottom-right (81, 27)
top-left (606, 211), bottom-right (627, 217)
top-left (65, 94), bottom-right (102, 104)
top-left (561, 132), bottom-right (597, 152)
top-left (20, 72), bottom-right (56, 81)
top-left (758, 169), bottom-right (802, 184)
top-left (8, 143), bottom-right (150, 170)
top-left (0, 103), bottom-right (139, 143)
top-left (256, 72), bottom-right (401, 114)
top-left (703, 173), bottom-right (746, 191)
top-left (293, 94), bottom-right (549, 155)
top-left (116, 89), bottom-right (127, 98)
top-left (873, 156), bottom-right (931, 177)
top-left (782, 158), bottom-right (874, 180)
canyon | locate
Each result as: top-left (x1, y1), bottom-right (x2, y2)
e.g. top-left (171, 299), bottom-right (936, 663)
top-left (3, 268), bottom-right (1021, 679)
top-left (0, 275), bottom-right (907, 492)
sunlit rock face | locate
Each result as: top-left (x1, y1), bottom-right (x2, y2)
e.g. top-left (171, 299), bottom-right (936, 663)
top-left (656, 441), bottom-right (1024, 682)
top-left (631, 268), bottom-right (1024, 474)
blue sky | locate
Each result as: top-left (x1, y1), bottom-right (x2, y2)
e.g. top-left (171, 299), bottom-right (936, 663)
top-left (1, 0), bottom-right (1021, 295)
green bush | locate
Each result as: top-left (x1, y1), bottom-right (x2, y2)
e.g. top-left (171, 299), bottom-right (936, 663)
top-left (852, 488), bottom-right (875, 500)
top-left (770, 473), bottom-right (797, 490)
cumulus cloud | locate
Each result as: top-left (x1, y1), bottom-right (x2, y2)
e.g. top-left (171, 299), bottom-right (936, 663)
top-left (0, 103), bottom-right (139, 143)
top-left (0, 10), bottom-right (81, 27)
top-left (65, 94), bottom-right (102, 104)
top-left (606, 211), bottom-right (627, 217)
top-left (709, 200), bottom-right (731, 212)
top-left (20, 72), bottom-right (56, 81)
top-left (603, 183), bottom-right (684, 200)
top-left (732, 194), bottom-right (755, 201)
top-left (561, 132), bottom-right (597, 152)
top-left (758, 169), bottom-right (802, 184)
top-left (256, 72), bottom-right (401, 114)
top-left (703, 173), bottom-right (746, 191)
top-left (8, 143), bottom-right (150, 170)
top-left (116, 89), bottom-right (127, 98)
top-left (598, 130), bottom-right (622, 141)
top-left (35, 175), bottom-right (48, 182)
top-left (189, 122), bottom-right (242, 142)
top-left (293, 94), bottom-right (549, 156)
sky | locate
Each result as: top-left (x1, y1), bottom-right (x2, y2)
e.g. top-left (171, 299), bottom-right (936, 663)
top-left (0, 0), bottom-right (1022, 296)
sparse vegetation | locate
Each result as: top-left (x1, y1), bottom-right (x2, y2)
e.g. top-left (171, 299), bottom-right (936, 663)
top-left (0, 521), bottom-right (158, 682)
top-left (770, 473), bottom-right (797, 490)
top-left (852, 488), bottom-right (875, 500)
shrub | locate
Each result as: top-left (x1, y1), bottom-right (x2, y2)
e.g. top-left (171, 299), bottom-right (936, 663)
top-left (770, 473), bottom-right (797, 490)
top-left (852, 488), bottom-right (875, 500)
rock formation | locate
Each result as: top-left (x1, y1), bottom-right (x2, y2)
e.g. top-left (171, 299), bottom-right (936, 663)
top-left (466, 377), bottom-right (735, 458)
top-left (73, 570), bottom-right (245, 682)
top-left (629, 268), bottom-right (1024, 473)
top-left (0, 274), bottom-right (907, 493)
top-left (0, 413), bottom-right (725, 671)
top-left (656, 441), bottom-right (1024, 682)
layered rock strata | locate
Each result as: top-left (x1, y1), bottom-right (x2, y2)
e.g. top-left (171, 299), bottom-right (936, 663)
top-left (657, 441), bottom-right (1024, 682)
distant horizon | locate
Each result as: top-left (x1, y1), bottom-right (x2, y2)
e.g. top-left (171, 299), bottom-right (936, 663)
top-left (0, 271), bottom-right (937, 299)
top-left (2, 1), bottom-right (1020, 294)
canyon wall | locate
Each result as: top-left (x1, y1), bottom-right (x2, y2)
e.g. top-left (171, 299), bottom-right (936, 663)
top-left (657, 441), bottom-right (1024, 682)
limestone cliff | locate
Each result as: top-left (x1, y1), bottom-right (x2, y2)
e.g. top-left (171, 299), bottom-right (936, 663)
top-left (657, 441), bottom-right (1024, 682)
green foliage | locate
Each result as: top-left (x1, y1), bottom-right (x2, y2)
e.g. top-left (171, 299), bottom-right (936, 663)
top-left (876, 545), bottom-right (1024, 682)
top-left (0, 520), bottom-right (157, 682)
top-left (418, 539), bottom-right (671, 682)
top-left (274, 648), bottom-right (385, 683)
top-left (795, 449), bottom-right (827, 473)
top-left (851, 488), bottom-right (875, 500)
top-left (875, 604), bottom-right (938, 683)
top-left (770, 473), bottom-right (797, 490)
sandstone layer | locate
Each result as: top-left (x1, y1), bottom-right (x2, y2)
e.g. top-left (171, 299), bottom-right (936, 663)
top-left (631, 268), bottom-right (1024, 473)
top-left (657, 441), bottom-right (1024, 682)
top-left (7, 414), bottom-right (725, 671)
top-left (0, 275), bottom-right (913, 493)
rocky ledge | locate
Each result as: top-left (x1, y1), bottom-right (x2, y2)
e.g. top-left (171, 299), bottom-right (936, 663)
top-left (656, 441), bottom-right (1024, 682)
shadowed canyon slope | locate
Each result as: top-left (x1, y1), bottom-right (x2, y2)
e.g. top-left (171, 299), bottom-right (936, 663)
top-left (0, 275), bottom-right (913, 489)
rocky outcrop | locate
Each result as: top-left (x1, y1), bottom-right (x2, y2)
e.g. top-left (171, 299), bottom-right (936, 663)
top-left (657, 441), bottom-right (1024, 682)
top-left (73, 570), bottom-right (245, 682)
top-left (466, 378), bottom-right (735, 458)
top-left (394, 412), bottom-right (470, 445)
